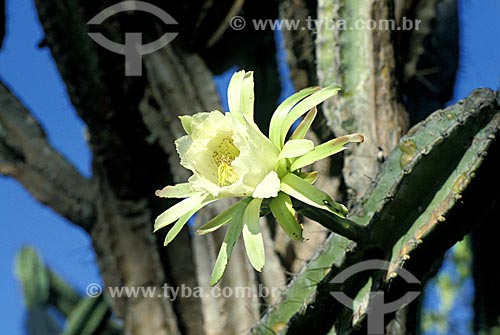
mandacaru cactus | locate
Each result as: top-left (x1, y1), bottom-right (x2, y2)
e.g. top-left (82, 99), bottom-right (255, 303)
top-left (15, 246), bottom-right (122, 335)
top-left (252, 89), bottom-right (500, 334)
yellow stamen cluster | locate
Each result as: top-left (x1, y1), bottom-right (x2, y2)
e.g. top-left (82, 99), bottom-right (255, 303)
top-left (213, 136), bottom-right (240, 186)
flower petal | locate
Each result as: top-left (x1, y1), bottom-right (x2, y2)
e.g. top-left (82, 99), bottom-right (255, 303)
top-left (155, 183), bottom-right (193, 198)
top-left (227, 70), bottom-right (254, 122)
top-left (290, 133), bottom-right (364, 171)
top-left (281, 86), bottom-right (341, 147)
top-left (175, 135), bottom-right (195, 171)
top-left (227, 70), bottom-right (244, 114)
top-left (280, 173), bottom-right (348, 217)
top-left (269, 192), bottom-right (303, 241)
top-left (154, 192), bottom-right (209, 232)
top-left (164, 208), bottom-right (199, 246)
top-left (290, 107), bottom-right (317, 140)
top-left (242, 198), bottom-right (265, 271)
top-left (278, 139), bottom-right (314, 160)
top-left (239, 71), bottom-right (255, 121)
top-left (252, 171), bottom-right (280, 199)
top-left (196, 200), bottom-right (246, 235)
top-left (179, 115), bottom-right (193, 135)
top-left (269, 87), bottom-right (319, 149)
top-left (210, 198), bottom-right (251, 286)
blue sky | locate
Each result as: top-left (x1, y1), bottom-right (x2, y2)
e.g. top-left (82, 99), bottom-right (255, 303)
top-left (0, 0), bottom-right (499, 334)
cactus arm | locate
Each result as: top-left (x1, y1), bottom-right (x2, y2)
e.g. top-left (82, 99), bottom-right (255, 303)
top-left (254, 89), bottom-right (499, 334)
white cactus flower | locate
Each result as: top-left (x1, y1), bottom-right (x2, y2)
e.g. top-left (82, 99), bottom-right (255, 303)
top-left (175, 110), bottom-right (281, 198)
top-left (154, 70), bottom-right (364, 285)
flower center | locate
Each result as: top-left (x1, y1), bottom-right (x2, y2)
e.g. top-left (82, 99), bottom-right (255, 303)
top-left (213, 136), bottom-right (240, 186)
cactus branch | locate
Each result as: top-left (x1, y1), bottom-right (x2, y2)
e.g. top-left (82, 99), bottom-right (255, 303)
top-left (0, 82), bottom-right (95, 231)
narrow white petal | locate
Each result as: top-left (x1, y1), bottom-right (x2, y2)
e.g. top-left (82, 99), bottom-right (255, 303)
top-left (155, 183), bottom-right (193, 198)
top-left (227, 70), bottom-right (245, 117)
top-left (239, 71), bottom-right (255, 121)
top-left (154, 192), bottom-right (209, 231)
top-left (242, 198), bottom-right (265, 271)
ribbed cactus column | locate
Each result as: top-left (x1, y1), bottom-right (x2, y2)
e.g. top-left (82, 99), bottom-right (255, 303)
top-left (316, 0), bottom-right (409, 198)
